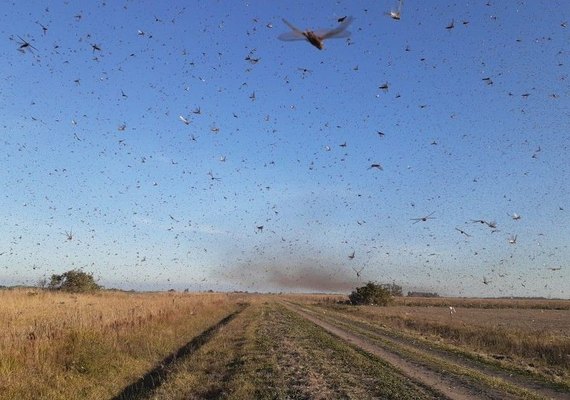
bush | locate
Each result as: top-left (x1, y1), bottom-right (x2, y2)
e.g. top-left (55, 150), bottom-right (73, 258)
top-left (48, 269), bottom-right (102, 293)
top-left (349, 282), bottom-right (393, 306)
top-left (380, 283), bottom-right (403, 296)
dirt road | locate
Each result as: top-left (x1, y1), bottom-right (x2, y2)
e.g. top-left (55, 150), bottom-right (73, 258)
top-left (284, 302), bottom-right (568, 400)
top-left (113, 300), bottom-right (567, 399)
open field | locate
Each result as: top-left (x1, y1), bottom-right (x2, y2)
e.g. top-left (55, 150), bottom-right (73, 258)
top-left (1, 290), bottom-right (569, 399)
top-left (0, 289), bottom-right (246, 399)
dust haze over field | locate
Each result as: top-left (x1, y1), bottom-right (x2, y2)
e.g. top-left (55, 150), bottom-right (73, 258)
top-left (267, 265), bottom-right (355, 292)
top-left (219, 260), bottom-right (357, 292)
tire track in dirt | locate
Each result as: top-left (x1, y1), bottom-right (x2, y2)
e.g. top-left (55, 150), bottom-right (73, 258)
top-left (112, 304), bottom-right (248, 400)
top-left (302, 304), bottom-right (569, 400)
top-left (260, 302), bottom-right (441, 399)
top-left (283, 302), bottom-right (557, 400)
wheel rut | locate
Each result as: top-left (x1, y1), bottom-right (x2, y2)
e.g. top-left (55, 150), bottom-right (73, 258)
top-left (284, 302), bottom-right (565, 400)
top-left (112, 304), bottom-right (248, 400)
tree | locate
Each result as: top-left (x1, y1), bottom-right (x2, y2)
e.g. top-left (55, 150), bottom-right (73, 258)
top-left (380, 283), bottom-right (403, 296)
top-left (48, 269), bottom-right (102, 293)
top-left (349, 281), bottom-right (393, 306)
top-left (37, 277), bottom-right (48, 289)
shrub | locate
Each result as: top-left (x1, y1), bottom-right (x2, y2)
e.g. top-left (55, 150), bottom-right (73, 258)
top-left (349, 282), bottom-right (393, 306)
top-left (48, 270), bottom-right (102, 293)
top-left (380, 283), bottom-right (403, 296)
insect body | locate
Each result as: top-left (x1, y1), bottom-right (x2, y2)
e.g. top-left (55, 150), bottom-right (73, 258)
top-left (278, 17), bottom-right (353, 50)
top-left (352, 266), bottom-right (364, 279)
top-left (411, 211), bottom-right (436, 224)
top-left (15, 35), bottom-right (38, 53)
top-left (368, 163), bottom-right (383, 171)
top-left (387, 0), bottom-right (404, 20)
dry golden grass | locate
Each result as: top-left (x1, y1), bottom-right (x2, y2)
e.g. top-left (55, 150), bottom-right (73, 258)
top-left (285, 292), bottom-right (570, 310)
top-left (2, 289), bottom-right (568, 398)
top-left (153, 300), bottom-right (439, 399)
top-left (0, 289), bottom-right (246, 400)
top-left (149, 297), bottom-right (265, 399)
top-left (304, 298), bottom-right (570, 383)
top-left (393, 296), bottom-right (570, 310)
top-left (278, 293), bottom-right (347, 305)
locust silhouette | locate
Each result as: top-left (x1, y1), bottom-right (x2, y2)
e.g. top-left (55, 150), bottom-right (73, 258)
top-left (278, 17), bottom-right (353, 50)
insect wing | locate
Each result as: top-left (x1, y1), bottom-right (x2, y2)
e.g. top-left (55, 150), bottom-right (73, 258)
top-left (278, 31), bottom-right (306, 41)
top-left (314, 29), bottom-right (351, 40)
top-left (281, 19), bottom-right (304, 34)
top-left (278, 19), bottom-right (306, 41)
top-left (321, 16), bottom-right (353, 39)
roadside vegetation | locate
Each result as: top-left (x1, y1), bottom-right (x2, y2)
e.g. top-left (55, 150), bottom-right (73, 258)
top-left (0, 289), bottom-right (244, 400)
top-left (300, 295), bottom-right (570, 388)
top-left (394, 296), bottom-right (570, 310)
top-left (348, 281), bottom-right (394, 306)
top-left (2, 289), bottom-right (568, 399)
top-left (153, 301), bottom-right (440, 399)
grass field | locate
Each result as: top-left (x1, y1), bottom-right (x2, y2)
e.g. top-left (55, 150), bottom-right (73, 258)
top-left (0, 289), bottom-right (245, 400)
top-left (306, 296), bottom-right (570, 371)
top-left (1, 289), bottom-right (568, 399)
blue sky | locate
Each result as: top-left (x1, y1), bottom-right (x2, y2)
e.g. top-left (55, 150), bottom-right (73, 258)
top-left (1, 1), bottom-right (569, 297)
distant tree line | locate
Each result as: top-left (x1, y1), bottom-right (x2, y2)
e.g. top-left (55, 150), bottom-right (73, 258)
top-left (379, 283), bottom-right (403, 296)
top-left (407, 291), bottom-right (440, 298)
